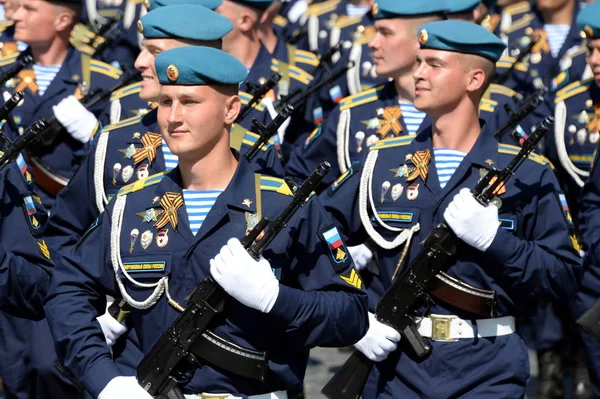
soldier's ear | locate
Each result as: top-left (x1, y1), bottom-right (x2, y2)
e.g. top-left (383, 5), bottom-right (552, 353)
top-left (224, 95), bottom-right (241, 125)
top-left (466, 68), bottom-right (486, 93)
top-left (54, 10), bottom-right (75, 33)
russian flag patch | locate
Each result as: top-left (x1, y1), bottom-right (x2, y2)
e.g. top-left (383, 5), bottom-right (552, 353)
top-left (320, 225), bottom-right (350, 272)
top-left (329, 85), bottom-right (343, 104)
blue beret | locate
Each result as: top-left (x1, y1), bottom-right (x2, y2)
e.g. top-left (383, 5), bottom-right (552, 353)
top-left (139, 5), bottom-right (232, 41)
top-left (577, 1), bottom-right (600, 39)
top-left (374, 0), bottom-right (447, 19)
top-left (230, 0), bottom-right (273, 10)
top-left (446, 0), bottom-right (480, 14)
top-left (417, 20), bottom-right (506, 62)
top-left (146, 0), bottom-right (222, 11)
top-left (156, 46), bottom-right (247, 85)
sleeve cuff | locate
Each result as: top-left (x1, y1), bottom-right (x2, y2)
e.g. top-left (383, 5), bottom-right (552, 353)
top-left (268, 284), bottom-right (303, 324)
top-left (485, 227), bottom-right (519, 264)
top-left (80, 355), bottom-right (123, 398)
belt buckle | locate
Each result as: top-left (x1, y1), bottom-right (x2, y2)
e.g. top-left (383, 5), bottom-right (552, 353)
top-left (198, 394), bottom-right (238, 399)
top-left (430, 315), bottom-right (458, 342)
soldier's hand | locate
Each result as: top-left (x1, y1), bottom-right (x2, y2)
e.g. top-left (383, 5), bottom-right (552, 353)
top-left (348, 244), bottom-right (372, 271)
top-left (444, 188), bottom-right (499, 252)
top-left (97, 311), bottom-right (127, 349)
top-left (98, 376), bottom-right (152, 399)
top-left (354, 313), bottom-right (401, 362)
top-left (52, 95), bottom-right (98, 143)
top-left (210, 238), bottom-right (279, 313)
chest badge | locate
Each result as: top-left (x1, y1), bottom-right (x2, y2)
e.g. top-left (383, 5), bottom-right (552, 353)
top-left (129, 229), bottom-right (139, 253)
top-left (405, 149), bottom-right (431, 183)
top-left (407, 183), bottom-right (420, 200)
top-left (377, 106), bottom-right (403, 138)
top-left (380, 181), bottom-right (390, 203)
top-left (156, 228), bottom-right (169, 248)
top-left (154, 192), bottom-right (183, 231)
top-left (391, 183), bottom-right (403, 201)
top-left (132, 132), bottom-right (162, 165)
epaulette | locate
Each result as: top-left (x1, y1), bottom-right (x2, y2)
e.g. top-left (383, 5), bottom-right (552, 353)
top-left (504, 1), bottom-right (531, 16)
top-left (101, 114), bottom-right (144, 133)
top-left (117, 172), bottom-right (166, 197)
top-left (554, 78), bottom-right (593, 103)
top-left (505, 13), bottom-right (535, 34)
top-left (487, 83), bottom-right (518, 99)
top-left (306, 0), bottom-right (341, 18)
top-left (110, 82), bottom-right (142, 102)
top-left (90, 59), bottom-right (122, 80)
top-left (71, 23), bottom-right (96, 41)
top-left (498, 143), bottom-right (552, 167)
top-left (481, 14), bottom-right (501, 32)
top-left (340, 84), bottom-right (386, 111)
top-left (369, 134), bottom-right (416, 151)
top-left (0, 53), bottom-right (17, 67)
top-left (260, 176), bottom-right (294, 196)
top-left (0, 19), bottom-right (14, 33)
top-left (334, 15), bottom-right (362, 30)
top-left (270, 60), bottom-right (314, 85)
top-left (274, 15), bottom-right (288, 28)
top-left (239, 91), bottom-right (266, 112)
top-left (294, 49), bottom-right (319, 67)
top-left (479, 98), bottom-right (498, 113)
top-left (496, 56), bottom-right (528, 72)
top-left (242, 131), bottom-right (280, 156)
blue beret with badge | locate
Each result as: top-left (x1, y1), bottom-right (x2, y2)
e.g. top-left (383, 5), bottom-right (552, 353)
top-left (146, 0), bottom-right (222, 11)
top-left (374, 0), bottom-right (448, 20)
top-left (577, 0), bottom-right (600, 39)
top-left (155, 46), bottom-right (247, 85)
top-left (230, 0), bottom-right (274, 10)
top-left (417, 20), bottom-right (506, 62)
top-left (446, 0), bottom-right (480, 14)
top-left (139, 4), bottom-right (232, 41)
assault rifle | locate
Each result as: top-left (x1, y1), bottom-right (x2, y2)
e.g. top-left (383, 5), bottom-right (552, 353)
top-left (0, 54), bottom-right (33, 87)
top-left (244, 104), bottom-right (294, 163)
top-left (237, 73), bottom-right (282, 123)
top-left (137, 162), bottom-right (331, 399)
top-left (495, 88), bottom-right (545, 145)
top-left (321, 117), bottom-right (555, 399)
top-left (494, 37), bottom-right (537, 85)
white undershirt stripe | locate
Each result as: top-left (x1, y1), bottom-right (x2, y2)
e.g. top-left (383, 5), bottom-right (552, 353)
top-left (434, 148), bottom-right (467, 189)
top-left (183, 189), bottom-right (223, 235)
top-left (543, 24), bottom-right (570, 58)
top-left (398, 101), bottom-right (425, 135)
top-left (161, 138), bottom-right (179, 171)
top-left (33, 64), bottom-right (60, 96)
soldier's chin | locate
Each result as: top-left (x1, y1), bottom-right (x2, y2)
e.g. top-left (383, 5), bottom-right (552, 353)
top-left (413, 96), bottom-right (431, 113)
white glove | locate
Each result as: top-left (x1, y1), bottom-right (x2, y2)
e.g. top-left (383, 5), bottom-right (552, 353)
top-left (97, 311), bottom-right (127, 349)
top-left (354, 313), bottom-right (401, 362)
top-left (98, 376), bottom-right (152, 399)
top-left (52, 95), bottom-right (98, 143)
top-left (348, 244), bottom-right (372, 271)
top-left (210, 238), bottom-right (279, 313)
top-left (444, 188), bottom-right (499, 252)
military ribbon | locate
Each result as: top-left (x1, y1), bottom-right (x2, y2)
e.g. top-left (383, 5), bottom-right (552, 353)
top-left (532, 29), bottom-right (551, 54)
top-left (154, 192), bottom-right (183, 230)
top-left (587, 104), bottom-right (600, 133)
top-left (406, 149), bottom-right (431, 183)
top-left (132, 132), bottom-right (162, 165)
top-left (377, 106), bottom-right (403, 138)
top-left (16, 69), bottom-right (38, 94)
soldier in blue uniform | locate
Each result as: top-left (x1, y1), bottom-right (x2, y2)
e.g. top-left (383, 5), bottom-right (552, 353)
top-left (322, 20), bottom-right (582, 398)
top-left (0, 0), bottom-right (26, 57)
top-left (45, 44), bottom-right (368, 399)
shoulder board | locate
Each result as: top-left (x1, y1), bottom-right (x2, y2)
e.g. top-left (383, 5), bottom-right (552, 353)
top-left (554, 78), bottom-right (593, 103)
top-left (241, 131), bottom-right (280, 156)
top-left (504, 1), bottom-right (531, 16)
top-left (71, 23), bottom-right (96, 41)
top-left (335, 15), bottom-right (363, 30)
top-left (505, 13), bottom-right (535, 34)
top-left (117, 172), bottom-right (166, 197)
top-left (307, 0), bottom-right (341, 17)
top-left (274, 15), bottom-right (288, 28)
top-left (69, 37), bottom-right (94, 55)
top-left (340, 84), bottom-right (386, 111)
top-left (110, 81), bottom-right (142, 102)
top-left (260, 176), bottom-right (294, 196)
top-left (294, 49), bottom-right (319, 67)
top-left (487, 83), bottom-right (518, 98)
top-left (90, 59), bottom-right (122, 80)
top-left (101, 114), bottom-right (144, 133)
top-left (479, 98), bottom-right (498, 113)
top-left (495, 56), bottom-right (528, 72)
top-left (270, 60), bottom-right (314, 85)
top-left (370, 134), bottom-right (416, 151)
top-left (238, 91), bottom-right (266, 112)
top-left (0, 53), bottom-right (17, 67)
top-left (0, 20), bottom-right (14, 32)
top-left (498, 143), bottom-right (552, 167)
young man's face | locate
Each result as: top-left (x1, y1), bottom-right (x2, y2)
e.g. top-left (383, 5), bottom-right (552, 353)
top-left (587, 38), bottom-right (600, 87)
top-left (157, 84), bottom-right (240, 162)
top-left (536, 0), bottom-right (573, 12)
top-left (412, 48), bottom-right (469, 116)
top-left (13, 0), bottom-right (59, 44)
top-left (369, 18), bottom-right (420, 78)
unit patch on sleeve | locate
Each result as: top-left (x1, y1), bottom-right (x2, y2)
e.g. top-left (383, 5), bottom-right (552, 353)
top-left (320, 225), bottom-right (351, 272)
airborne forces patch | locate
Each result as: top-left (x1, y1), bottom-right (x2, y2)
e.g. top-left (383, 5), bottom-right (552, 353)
top-left (320, 225), bottom-right (351, 272)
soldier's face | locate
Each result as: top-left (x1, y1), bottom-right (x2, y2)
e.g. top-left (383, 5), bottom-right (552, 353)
top-left (413, 49), bottom-right (467, 116)
top-left (587, 38), bottom-right (600, 87)
top-left (157, 84), bottom-right (241, 162)
top-left (2, 0), bottom-right (20, 19)
top-left (12, 0), bottom-right (57, 44)
top-left (369, 19), bottom-right (419, 78)
top-left (135, 38), bottom-right (191, 102)
top-left (536, 0), bottom-right (573, 12)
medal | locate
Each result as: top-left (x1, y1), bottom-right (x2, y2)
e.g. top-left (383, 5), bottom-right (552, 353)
top-left (155, 192), bottom-right (183, 230)
top-left (355, 131), bottom-right (365, 153)
top-left (405, 149), bottom-right (431, 183)
top-left (121, 165), bottom-right (134, 183)
top-left (407, 183), bottom-right (419, 200)
top-left (366, 134), bottom-right (378, 147)
top-left (129, 229), bottom-right (139, 253)
top-left (140, 230), bottom-right (153, 250)
top-left (156, 228), bottom-right (169, 248)
top-left (577, 129), bottom-right (587, 145)
top-left (391, 183), bottom-right (403, 201)
top-left (380, 181), bottom-right (390, 203)
top-left (136, 164), bottom-right (149, 180)
top-left (112, 163), bottom-right (122, 185)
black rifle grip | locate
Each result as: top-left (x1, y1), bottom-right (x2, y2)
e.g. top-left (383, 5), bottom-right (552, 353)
top-left (401, 321), bottom-right (431, 359)
top-left (321, 351), bottom-right (373, 399)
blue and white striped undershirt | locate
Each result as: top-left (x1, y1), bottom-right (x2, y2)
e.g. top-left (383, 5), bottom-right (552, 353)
top-left (33, 64), bottom-right (61, 96)
top-left (183, 190), bottom-right (223, 235)
top-left (433, 148), bottom-right (467, 189)
top-left (346, 4), bottom-right (370, 16)
top-left (543, 24), bottom-right (570, 58)
top-left (398, 101), bottom-right (425, 135)
top-left (161, 138), bottom-right (179, 171)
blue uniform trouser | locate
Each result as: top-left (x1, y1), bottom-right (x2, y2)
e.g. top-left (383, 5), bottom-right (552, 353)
top-left (0, 313), bottom-right (82, 399)
top-left (530, 303), bottom-right (565, 351)
top-left (362, 333), bottom-right (529, 398)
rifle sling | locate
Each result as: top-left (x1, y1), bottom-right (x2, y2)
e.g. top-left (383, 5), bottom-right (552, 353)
top-left (428, 272), bottom-right (497, 318)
